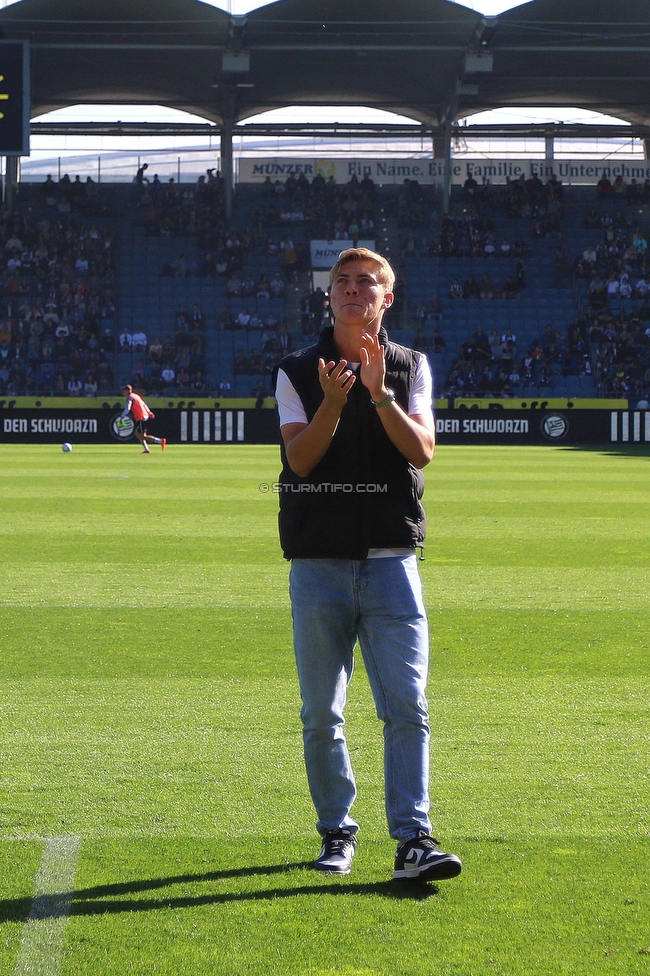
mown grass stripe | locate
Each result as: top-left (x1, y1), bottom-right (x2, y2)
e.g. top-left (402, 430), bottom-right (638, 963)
top-left (14, 835), bottom-right (81, 976)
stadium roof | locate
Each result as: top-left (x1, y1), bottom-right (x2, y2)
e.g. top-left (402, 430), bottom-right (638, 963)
top-left (1, 0), bottom-right (650, 130)
top-left (464, 0), bottom-right (650, 127)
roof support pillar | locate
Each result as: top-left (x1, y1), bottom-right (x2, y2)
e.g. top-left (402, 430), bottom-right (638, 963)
top-left (432, 133), bottom-right (447, 158)
top-left (441, 119), bottom-right (452, 215)
top-left (218, 80), bottom-right (238, 221)
top-left (221, 115), bottom-right (234, 220)
top-left (545, 135), bottom-right (554, 160)
top-left (4, 156), bottom-right (18, 213)
top-left (644, 140), bottom-right (650, 160)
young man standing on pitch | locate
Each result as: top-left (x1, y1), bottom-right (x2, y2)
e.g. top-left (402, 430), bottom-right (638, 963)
top-left (273, 247), bottom-right (461, 882)
top-left (120, 384), bottom-right (166, 454)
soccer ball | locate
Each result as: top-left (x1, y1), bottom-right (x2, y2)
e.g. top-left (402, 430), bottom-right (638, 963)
top-left (62, 443), bottom-right (73, 452)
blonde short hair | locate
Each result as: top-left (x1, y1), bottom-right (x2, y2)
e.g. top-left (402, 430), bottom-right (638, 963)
top-left (328, 247), bottom-right (395, 293)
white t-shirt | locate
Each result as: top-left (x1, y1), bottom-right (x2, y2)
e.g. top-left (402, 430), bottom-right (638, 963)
top-left (275, 354), bottom-right (433, 560)
top-left (275, 356), bottom-right (433, 426)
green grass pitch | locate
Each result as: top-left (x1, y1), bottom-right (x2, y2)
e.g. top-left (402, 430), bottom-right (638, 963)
top-left (0, 442), bottom-right (649, 976)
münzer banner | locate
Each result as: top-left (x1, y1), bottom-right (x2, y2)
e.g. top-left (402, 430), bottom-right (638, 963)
top-left (239, 157), bottom-right (650, 187)
top-left (310, 240), bottom-right (375, 268)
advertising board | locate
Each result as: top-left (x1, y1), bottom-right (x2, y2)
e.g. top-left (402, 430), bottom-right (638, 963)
top-left (2, 408), bottom-right (648, 447)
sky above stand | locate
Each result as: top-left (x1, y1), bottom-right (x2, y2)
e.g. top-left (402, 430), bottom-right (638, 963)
top-left (198, 1), bottom-right (524, 14)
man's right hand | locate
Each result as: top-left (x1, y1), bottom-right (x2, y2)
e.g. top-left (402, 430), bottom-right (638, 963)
top-left (281, 360), bottom-right (356, 478)
top-left (318, 358), bottom-right (356, 407)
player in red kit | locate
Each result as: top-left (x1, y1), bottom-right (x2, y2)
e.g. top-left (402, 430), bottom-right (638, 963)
top-left (120, 384), bottom-right (166, 453)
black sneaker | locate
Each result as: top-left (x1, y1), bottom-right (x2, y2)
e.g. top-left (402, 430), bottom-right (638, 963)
top-left (313, 829), bottom-right (358, 874)
top-left (393, 833), bottom-right (462, 882)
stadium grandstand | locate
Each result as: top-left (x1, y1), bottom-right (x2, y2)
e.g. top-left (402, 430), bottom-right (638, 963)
top-left (0, 0), bottom-right (649, 403)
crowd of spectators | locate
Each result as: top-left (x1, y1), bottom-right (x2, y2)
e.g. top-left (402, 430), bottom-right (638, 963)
top-left (158, 237), bottom-right (290, 303)
top-left (146, 169), bottom-right (299, 313)
top-left (136, 168), bottom-right (270, 288)
top-left (575, 200), bottom-right (650, 397)
top-left (400, 174), bottom-right (650, 400)
top-left (159, 227), bottom-right (257, 281)
top-left (438, 212), bottom-right (527, 261)
top-left (116, 300), bottom-right (213, 397)
top-left (594, 173), bottom-right (650, 210)
top-left (0, 181), bottom-right (118, 397)
top-left (430, 172), bottom-right (565, 260)
top-left (255, 171), bottom-right (378, 243)
top-left (232, 324), bottom-right (295, 378)
top-left (437, 320), bottom-right (591, 398)
top-left (461, 171), bottom-right (565, 222)
top-left (130, 168), bottom-right (388, 393)
top-left (126, 167), bottom-right (295, 395)
top-left (299, 286), bottom-right (330, 337)
top-left (447, 265), bottom-right (526, 300)
top-left (5, 166), bottom-right (650, 402)
top-left (386, 178), bottom-right (437, 229)
top-left (398, 177), bottom-right (548, 396)
top-left (42, 172), bottom-right (112, 220)
top-left (136, 166), bottom-right (227, 247)
top-left (584, 305), bottom-right (650, 397)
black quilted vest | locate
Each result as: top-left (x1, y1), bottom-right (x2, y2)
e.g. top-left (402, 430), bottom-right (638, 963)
top-left (274, 326), bottom-right (427, 559)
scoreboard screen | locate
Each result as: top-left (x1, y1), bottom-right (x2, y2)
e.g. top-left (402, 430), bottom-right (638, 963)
top-left (0, 41), bottom-right (29, 156)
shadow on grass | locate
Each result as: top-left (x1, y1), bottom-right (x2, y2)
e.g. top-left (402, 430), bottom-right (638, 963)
top-left (559, 444), bottom-right (650, 458)
top-left (1, 862), bottom-right (438, 923)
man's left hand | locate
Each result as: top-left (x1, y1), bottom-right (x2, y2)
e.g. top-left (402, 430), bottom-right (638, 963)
top-left (359, 332), bottom-right (388, 402)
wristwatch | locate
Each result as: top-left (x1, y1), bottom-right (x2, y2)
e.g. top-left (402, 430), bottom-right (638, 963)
top-left (371, 389), bottom-right (396, 408)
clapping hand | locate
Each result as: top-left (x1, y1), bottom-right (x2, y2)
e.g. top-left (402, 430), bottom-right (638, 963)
top-left (359, 332), bottom-right (387, 401)
top-left (318, 358), bottom-right (356, 406)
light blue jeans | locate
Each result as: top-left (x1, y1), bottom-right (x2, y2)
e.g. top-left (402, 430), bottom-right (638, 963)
top-left (289, 554), bottom-right (432, 844)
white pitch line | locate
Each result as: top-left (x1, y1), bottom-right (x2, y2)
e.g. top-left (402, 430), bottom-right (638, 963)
top-left (14, 835), bottom-right (81, 976)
